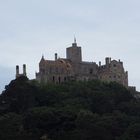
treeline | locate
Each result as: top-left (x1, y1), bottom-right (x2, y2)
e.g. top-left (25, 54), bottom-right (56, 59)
top-left (0, 76), bottom-right (140, 140)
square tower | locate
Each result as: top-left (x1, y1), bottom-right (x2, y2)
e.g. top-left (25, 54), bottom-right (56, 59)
top-left (66, 40), bottom-right (82, 63)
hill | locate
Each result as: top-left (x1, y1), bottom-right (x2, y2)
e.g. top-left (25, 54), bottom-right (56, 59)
top-left (0, 76), bottom-right (140, 140)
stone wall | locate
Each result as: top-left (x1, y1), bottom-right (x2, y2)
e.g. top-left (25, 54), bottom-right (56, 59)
top-left (36, 42), bottom-right (128, 88)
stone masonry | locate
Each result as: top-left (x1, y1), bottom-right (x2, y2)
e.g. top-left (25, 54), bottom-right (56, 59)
top-left (36, 39), bottom-right (128, 87)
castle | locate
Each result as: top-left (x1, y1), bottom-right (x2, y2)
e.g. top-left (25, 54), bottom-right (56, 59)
top-left (35, 39), bottom-right (128, 87)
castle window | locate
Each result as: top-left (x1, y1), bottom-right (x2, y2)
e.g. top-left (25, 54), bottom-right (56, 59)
top-left (89, 68), bottom-right (93, 74)
top-left (64, 77), bottom-right (67, 81)
top-left (113, 64), bottom-right (116, 67)
top-left (109, 76), bottom-right (111, 78)
top-left (114, 75), bottom-right (116, 78)
top-left (40, 68), bottom-right (45, 74)
top-left (53, 76), bottom-right (55, 83)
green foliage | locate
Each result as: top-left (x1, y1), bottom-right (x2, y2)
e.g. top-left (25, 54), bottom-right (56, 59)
top-left (23, 107), bottom-right (76, 139)
top-left (0, 76), bottom-right (41, 114)
top-left (0, 113), bottom-right (24, 139)
top-left (0, 77), bottom-right (139, 140)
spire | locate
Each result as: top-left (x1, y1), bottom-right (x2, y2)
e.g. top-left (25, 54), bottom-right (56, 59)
top-left (41, 54), bottom-right (45, 62)
top-left (74, 36), bottom-right (76, 44)
top-left (72, 36), bottom-right (77, 47)
top-left (42, 54), bottom-right (44, 59)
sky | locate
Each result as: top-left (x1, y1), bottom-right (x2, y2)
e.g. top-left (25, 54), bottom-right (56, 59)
top-left (0, 0), bottom-right (140, 92)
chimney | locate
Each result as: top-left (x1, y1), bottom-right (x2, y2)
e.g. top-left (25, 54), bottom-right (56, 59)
top-left (109, 57), bottom-right (111, 63)
top-left (23, 64), bottom-right (26, 76)
top-left (55, 53), bottom-right (58, 60)
top-left (105, 57), bottom-right (110, 65)
top-left (99, 61), bottom-right (101, 67)
top-left (16, 65), bottom-right (19, 78)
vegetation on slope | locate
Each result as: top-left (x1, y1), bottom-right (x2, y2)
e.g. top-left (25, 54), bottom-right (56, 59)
top-left (0, 76), bottom-right (140, 140)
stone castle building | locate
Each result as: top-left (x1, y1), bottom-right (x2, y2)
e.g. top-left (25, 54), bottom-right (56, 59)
top-left (36, 39), bottom-right (128, 87)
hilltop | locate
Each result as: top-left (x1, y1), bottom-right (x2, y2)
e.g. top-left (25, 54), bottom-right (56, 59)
top-left (0, 76), bottom-right (140, 140)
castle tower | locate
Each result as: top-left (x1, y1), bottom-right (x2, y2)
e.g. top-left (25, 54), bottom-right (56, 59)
top-left (66, 38), bottom-right (82, 63)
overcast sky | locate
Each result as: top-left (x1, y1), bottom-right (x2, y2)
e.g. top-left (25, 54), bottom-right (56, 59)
top-left (0, 0), bottom-right (140, 92)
